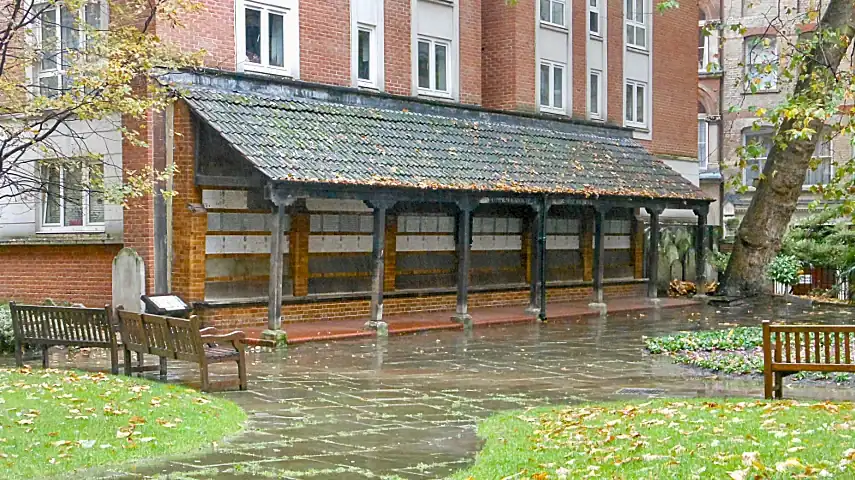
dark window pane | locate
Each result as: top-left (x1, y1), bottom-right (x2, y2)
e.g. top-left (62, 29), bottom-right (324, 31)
top-left (417, 40), bottom-right (430, 89)
top-left (551, 1), bottom-right (565, 25)
top-left (358, 29), bottom-right (371, 80)
top-left (636, 84), bottom-right (644, 123)
top-left (63, 167), bottom-right (83, 226)
top-left (589, 11), bottom-right (598, 33)
top-left (42, 166), bottom-right (60, 224)
top-left (553, 66), bottom-right (563, 108)
top-left (540, 0), bottom-right (550, 21)
top-left (540, 64), bottom-right (550, 106)
top-left (268, 12), bottom-right (284, 67)
top-left (40, 75), bottom-right (59, 97)
top-left (625, 84), bottom-right (633, 121)
top-left (435, 43), bottom-right (447, 91)
top-left (41, 7), bottom-right (58, 71)
top-left (245, 8), bottom-right (261, 64)
top-left (590, 73), bottom-right (598, 114)
top-left (88, 163), bottom-right (104, 223)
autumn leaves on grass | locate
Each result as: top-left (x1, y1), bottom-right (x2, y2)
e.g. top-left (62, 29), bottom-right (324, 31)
top-left (452, 399), bottom-right (855, 479)
top-left (0, 368), bottom-right (245, 479)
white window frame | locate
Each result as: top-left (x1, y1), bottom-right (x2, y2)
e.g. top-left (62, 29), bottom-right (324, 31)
top-left (540, 0), bottom-right (567, 27)
top-left (32, 1), bottom-right (106, 97)
top-left (625, 0), bottom-right (647, 50)
top-left (539, 60), bottom-right (566, 114)
top-left (698, 115), bottom-right (709, 169)
top-left (744, 35), bottom-right (778, 92)
top-left (588, 69), bottom-right (603, 119)
top-left (698, 21), bottom-right (719, 73)
top-left (356, 24), bottom-right (378, 88)
top-left (236, 0), bottom-right (297, 77)
top-left (742, 131), bottom-right (771, 185)
top-left (804, 140), bottom-right (833, 187)
top-left (40, 162), bottom-right (105, 233)
top-left (589, 0), bottom-right (601, 36)
top-left (624, 80), bottom-right (647, 129)
top-left (416, 36), bottom-right (451, 98)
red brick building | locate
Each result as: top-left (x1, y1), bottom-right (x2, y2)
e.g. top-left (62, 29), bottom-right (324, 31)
top-left (0, 0), bottom-right (708, 329)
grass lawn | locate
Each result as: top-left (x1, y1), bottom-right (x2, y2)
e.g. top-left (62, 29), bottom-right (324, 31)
top-left (452, 398), bottom-right (855, 480)
top-left (0, 367), bottom-right (245, 479)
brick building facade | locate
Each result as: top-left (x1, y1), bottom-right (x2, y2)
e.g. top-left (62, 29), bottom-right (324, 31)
top-left (0, 0), bottom-right (708, 328)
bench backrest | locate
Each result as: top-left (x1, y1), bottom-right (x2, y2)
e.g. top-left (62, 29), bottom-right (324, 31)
top-left (116, 310), bottom-right (205, 362)
top-left (763, 320), bottom-right (855, 370)
top-left (115, 308), bottom-right (148, 353)
top-left (10, 302), bottom-right (115, 347)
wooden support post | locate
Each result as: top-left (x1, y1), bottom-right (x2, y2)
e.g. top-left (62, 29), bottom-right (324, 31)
top-left (537, 197), bottom-right (548, 322)
top-left (592, 207), bottom-right (607, 305)
top-left (646, 207), bottom-right (663, 300)
top-left (453, 198), bottom-right (474, 326)
top-left (267, 202), bottom-right (286, 330)
top-left (526, 203), bottom-right (542, 314)
top-left (367, 200), bottom-right (392, 333)
top-left (695, 206), bottom-right (709, 292)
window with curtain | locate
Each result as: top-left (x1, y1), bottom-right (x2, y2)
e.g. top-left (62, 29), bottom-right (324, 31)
top-left (35, 1), bottom-right (105, 97)
top-left (239, 0), bottom-right (293, 75)
top-left (745, 36), bottom-right (778, 91)
top-left (41, 161), bottom-right (105, 231)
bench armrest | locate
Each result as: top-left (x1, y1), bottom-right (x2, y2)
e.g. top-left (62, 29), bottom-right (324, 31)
top-left (199, 327), bottom-right (219, 335)
top-left (201, 331), bottom-right (246, 349)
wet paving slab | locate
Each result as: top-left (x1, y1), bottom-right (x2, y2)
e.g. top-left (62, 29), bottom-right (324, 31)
top-left (23, 299), bottom-right (855, 479)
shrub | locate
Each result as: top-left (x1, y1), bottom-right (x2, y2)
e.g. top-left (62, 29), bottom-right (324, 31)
top-left (766, 254), bottom-right (802, 286)
top-left (0, 304), bottom-right (14, 354)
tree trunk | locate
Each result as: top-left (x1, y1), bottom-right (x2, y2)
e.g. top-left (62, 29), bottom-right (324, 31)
top-left (720, 0), bottom-right (855, 297)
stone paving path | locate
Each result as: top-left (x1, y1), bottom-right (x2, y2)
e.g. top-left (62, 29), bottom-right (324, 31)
top-left (34, 300), bottom-right (855, 479)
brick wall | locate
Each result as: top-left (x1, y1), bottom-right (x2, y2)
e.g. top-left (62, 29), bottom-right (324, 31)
top-left (459, 0), bottom-right (483, 105)
top-left (300, 0), bottom-right (350, 86)
top-left (606, 0), bottom-right (624, 125)
top-left (196, 282), bottom-right (647, 328)
top-left (648, 0), bottom-right (698, 158)
top-left (571, 0), bottom-right (587, 118)
top-left (157, 0), bottom-right (236, 70)
top-left (122, 84), bottom-right (157, 294)
top-left (481, 0), bottom-right (536, 111)
top-left (384, 0), bottom-right (412, 95)
top-left (170, 102), bottom-right (207, 303)
top-left (0, 244), bottom-right (121, 306)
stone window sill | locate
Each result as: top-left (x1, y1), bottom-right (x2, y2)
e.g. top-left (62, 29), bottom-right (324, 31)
top-left (0, 233), bottom-right (123, 246)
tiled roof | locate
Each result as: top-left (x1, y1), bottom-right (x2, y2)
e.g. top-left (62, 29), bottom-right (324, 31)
top-left (180, 84), bottom-right (708, 201)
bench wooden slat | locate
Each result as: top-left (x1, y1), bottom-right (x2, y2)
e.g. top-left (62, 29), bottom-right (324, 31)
top-left (764, 321), bottom-right (855, 399)
top-left (10, 303), bottom-right (118, 374)
top-left (116, 309), bottom-right (247, 392)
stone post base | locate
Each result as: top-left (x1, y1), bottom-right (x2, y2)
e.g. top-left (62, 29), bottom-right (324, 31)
top-left (451, 313), bottom-right (473, 328)
top-left (588, 302), bottom-right (607, 315)
top-left (364, 321), bottom-right (389, 337)
top-left (260, 329), bottom-right (288, 349)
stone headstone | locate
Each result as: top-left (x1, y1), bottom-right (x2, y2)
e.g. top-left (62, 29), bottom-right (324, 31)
top-left (112, 248), bottom-right (145, 313)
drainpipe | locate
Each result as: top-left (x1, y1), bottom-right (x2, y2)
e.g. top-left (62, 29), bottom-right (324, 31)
top-left (165, 102), bottom-right (175, 291)
top-left (717, 0), bottom-right (726, 228)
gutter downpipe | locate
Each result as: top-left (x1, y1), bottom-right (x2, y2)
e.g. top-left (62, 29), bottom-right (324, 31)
top-left (165, 102), bottom-right (175, 291)
top-left (718, 0), bottom-right (726, 228)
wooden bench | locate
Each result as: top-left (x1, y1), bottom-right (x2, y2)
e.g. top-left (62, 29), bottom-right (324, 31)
top-left (762, 320), bottom-right (855, 399)
top-left (116, 309), bottom-right (247, 392)
top-left (9, 302), bottom-right (119, 374)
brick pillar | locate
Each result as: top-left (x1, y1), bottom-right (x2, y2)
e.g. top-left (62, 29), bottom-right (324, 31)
top-left (290, 212), bottom-right (310, 297)
top-left (581, 208), bottom-right (594, 282)
top-left (384, 215), bottom-right (397, 292)
top-left (122, 82), bottom-right (156, 294)
top-left (631, 216), bottom-right (645, 279)
top-left (459, 0), bottom-right (482, 105)
top-left (384, 0), bottom-right (411, 95)
top-left (607, 0), bottom-right (625, 124)
top-left (170, 101), bottom-right (206, 302)
top-left (571, 0), bottom-right (587, 117)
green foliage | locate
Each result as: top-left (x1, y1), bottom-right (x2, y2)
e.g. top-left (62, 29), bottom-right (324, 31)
top-left (452, 399), bottom-right (855, 480)
top-left (780, 214), bottom-right (855, 272)
top-left (765, 254), bottom-right (802, 286)
top-left (710, 250), bottom-right (731, 273)
top-left (0, 368), bottom-right (245, 478)
top-left (674, 351), bottom-right (763, 374)
top-left (0, 305), bottom-right (14, 354)
top-left (644, 327), bottom-right (762, 354)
